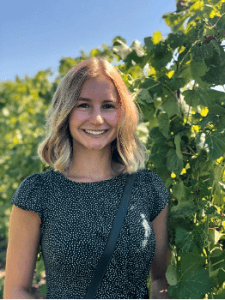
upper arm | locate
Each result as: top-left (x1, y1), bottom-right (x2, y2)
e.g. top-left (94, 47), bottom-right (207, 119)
top-left (4, 205), bottom-right (41, 297)
top-left (150, 203), bottom-right (170, 282)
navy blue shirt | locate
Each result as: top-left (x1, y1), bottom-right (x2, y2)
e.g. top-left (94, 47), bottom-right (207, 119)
top-left (11, 168), bottom-right (170, 299)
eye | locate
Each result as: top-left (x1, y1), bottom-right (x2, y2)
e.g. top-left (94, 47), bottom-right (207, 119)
top-left (77, 103), bottom-right (89, 108)
top-left (104, 104), bottom-right (116, 109)
top-left (77, 104), bottom-right (115, 109)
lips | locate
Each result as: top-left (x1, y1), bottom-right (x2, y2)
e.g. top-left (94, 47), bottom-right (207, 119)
top-left (82, 129), bottom-right (109, 136)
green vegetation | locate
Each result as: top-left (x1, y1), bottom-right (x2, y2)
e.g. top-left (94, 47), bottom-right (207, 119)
top-left (1, 0), bottom-right (225, 298)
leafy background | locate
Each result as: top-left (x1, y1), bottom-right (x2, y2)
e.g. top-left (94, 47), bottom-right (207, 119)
top-left (1, 0), bottom-right (225, 298)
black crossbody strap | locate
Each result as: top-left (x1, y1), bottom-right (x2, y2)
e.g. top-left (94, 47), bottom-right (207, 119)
top-left (84, 172), bottom-right (137, 299)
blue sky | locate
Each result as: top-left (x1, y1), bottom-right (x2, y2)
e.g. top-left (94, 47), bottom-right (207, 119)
top-left (0, 0), bottom-right (177, 83)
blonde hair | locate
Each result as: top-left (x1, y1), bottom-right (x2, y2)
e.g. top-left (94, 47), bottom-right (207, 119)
top-left (37, 57), bottom-right (149, 175)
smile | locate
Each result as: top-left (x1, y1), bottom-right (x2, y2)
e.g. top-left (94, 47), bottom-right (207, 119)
top-left (83, 129), bottom-right (109, 137)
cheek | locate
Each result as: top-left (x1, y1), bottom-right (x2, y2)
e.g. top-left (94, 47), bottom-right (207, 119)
top-left (107, 111), bottom-right (121, 125)
top-left (69, 110), bottom-right (87, 124)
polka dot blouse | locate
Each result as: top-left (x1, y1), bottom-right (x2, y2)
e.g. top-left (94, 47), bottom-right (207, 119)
top-left (11, 168), bottom-right (170, 299)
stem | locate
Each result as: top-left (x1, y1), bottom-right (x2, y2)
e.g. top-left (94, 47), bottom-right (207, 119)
top-left (181, 152), bottom-right (193, 155)
top-left (184, 104), bottom-right (191, 126)
top-left (214, 12), bottom-right (225, 27)
top-left (186, 145), bottom-right (196, 155)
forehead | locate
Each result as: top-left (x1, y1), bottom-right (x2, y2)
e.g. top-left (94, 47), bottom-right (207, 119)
top-left (81, 75), bottom-right (116, 93)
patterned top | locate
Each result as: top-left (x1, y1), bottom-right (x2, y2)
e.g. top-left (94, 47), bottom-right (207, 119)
top-left (11, 168), bottom-right (170, 299)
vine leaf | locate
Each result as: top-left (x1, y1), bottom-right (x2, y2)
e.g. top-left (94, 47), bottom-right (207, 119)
top-left (174, 133), bottom-right (183, 160)
top-left (166, 148), bottom-right (183, 175)
top-left (196, 131), bottom-right (225, 160)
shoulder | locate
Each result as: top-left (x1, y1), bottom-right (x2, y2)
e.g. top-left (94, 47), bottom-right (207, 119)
top-left (15, 172), bottom-right (43, 193)
top-left (11, 170), bottom-right (53, 221)
top-left (140, 168), bottom-right (164, 180)
top-left (15, 169), bottom-right (52, 191)
top-left (136, 168), bottom-right (166, 186)
top-left (19, 169), bottom-right (53, 185)
top-left (140, 169), bottom-right (169, 192)
top-left (137, 169), bottom-right (170, 222)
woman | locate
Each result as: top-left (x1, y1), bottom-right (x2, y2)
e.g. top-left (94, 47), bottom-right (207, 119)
top-left (4, 57), bottom-right (171, 299)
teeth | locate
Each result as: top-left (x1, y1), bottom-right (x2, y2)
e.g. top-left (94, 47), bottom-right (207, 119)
top-left (84, 130), bottom-right (106, 135)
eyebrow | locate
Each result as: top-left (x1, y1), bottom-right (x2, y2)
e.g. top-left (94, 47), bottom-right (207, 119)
top-left (78, 97), bottom-right (117, 103)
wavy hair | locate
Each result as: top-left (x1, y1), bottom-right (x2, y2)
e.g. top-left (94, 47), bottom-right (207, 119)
top-left (37, 57), bottom-right (149, 175)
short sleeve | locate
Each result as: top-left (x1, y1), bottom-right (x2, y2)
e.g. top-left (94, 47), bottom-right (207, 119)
top-left (146, 170), bottom-right (170, 222)
top-left (11, 173), bottom-right (43, 221)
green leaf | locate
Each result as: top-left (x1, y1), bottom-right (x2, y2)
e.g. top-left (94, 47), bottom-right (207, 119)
top-left (183, 88), bottom-right (215, 107)
top-left (39, 283), bottom-right (47, 297)
top-left (198, 23), bottom-right (205, 42)
top-left (167, 32), bottom-right (186, 49)
top-left (112, 35), bottom-right (127, 46)
top-left (144, 36), bottom-right (154, 50)
top-left (210, 39), bottom-right (221, 55)
top-left (174, 133), bottom-right (183, 159)
top-left (162, 97), bottom-right (179, 118)
top-left (204, 45), bottom-right (225, 68)
top-left (196, 131), bottom-right (225, 160)
top-left (190, 61), bottom-right (209, 81)
top-left (167, 77), bottom-right (186, 91)
top-left (216, 15), bottom-right (225, 38)
top-left (139, 77), bottom-right (157, 89)
top-left (172, 181), bottom-right (186, 201)
top-left (166, 264), bottom-right (178, 286)
top-left (201, 65), bottom-right (225, 85)
top-left (183, 89), bottom-right (198, 106)
top-left (158, 113), bottom-right (170, 138)
top-left (221, 2), bottom-right (225, 13)
top-left (112, 40), bottom-right (132, 60)
top-left (191, 42), bottom-right (206, 62)
top-left (217, 268), bottom-right (225, 288)
top-left (151, 41), bottom-right (173, 69)
top-left (179, 65), bottom-right (192, 85)
top-left (205, 89), bottom-right (225, 107)
top-left (175, 227), bottom-right (195, 252)
top-left (166, 148), bottom-right (183, 175)
top-left (197, 113), bottom-right (219, 129)
top-left (168, 269), bottom-right (216, 299)
top-left (90, 48), bottom-right (101, 57)
top-left (148, 145), bottom-right (169, 169)
top-left (210, 250), bottom-right (225, 271)
top-left (180, 252), bottom-right (206, 281)
top-left (136, 89), bottom-right (153, 104)
top-left (138, 102), bottom-right (156, 124)
top-left (131, 40), bottom-right (145, 57)
top-left (217, 115), bottom-right (225, 131)
top-left (182, 269), bottom-right (215, 298)
top-left (136, 122), bottom-right (149, 144)
top-left (149, 127), bottom-right (167, 145)
top-left (148, 128), bottom-right (169, 167)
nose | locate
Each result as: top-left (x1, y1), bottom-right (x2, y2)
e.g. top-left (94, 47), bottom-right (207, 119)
top-left (89, 107), bottom-right (104, 125)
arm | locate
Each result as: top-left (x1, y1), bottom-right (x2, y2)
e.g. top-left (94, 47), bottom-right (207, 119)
top-left (150, 277), bottom-right (170, 299)
top-left (150, 203), bottom-right (171, 299)
top-left (3, 205), bottom-right (41, 299)
top-left (3, 290), bottom-right (35, 300)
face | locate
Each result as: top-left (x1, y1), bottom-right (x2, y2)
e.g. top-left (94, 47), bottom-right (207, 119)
top-left (68, 74), bottom-right (121, 151)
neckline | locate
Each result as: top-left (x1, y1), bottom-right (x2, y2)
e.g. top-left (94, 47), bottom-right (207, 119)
top-left (53, 169), bottom-right (127, 185)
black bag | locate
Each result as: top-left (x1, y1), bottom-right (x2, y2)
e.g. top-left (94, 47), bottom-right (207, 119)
top-left (84, 172), bottom-right (138, 299)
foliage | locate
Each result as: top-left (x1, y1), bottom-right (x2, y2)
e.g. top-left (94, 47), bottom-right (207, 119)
top-left (110, 0), bottom-right (225, 298)
top-left (1, 0), bottom-right (225, 298)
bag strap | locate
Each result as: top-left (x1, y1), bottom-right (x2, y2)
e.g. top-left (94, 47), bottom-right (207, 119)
top-left (84, 172), bottom-right (137, 299)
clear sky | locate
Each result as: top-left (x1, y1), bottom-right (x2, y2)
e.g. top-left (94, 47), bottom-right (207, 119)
top-left (0, 0), bottom-right (177, 83)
